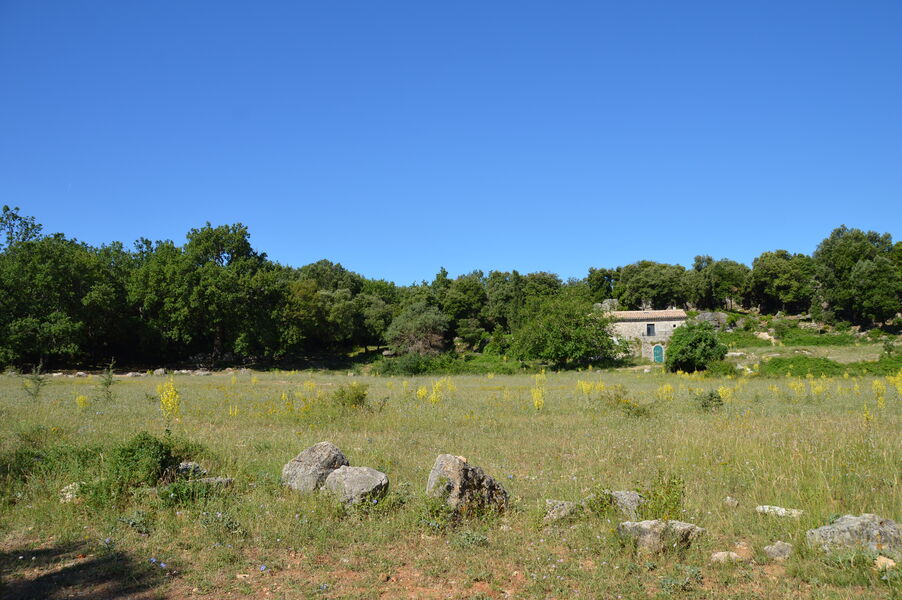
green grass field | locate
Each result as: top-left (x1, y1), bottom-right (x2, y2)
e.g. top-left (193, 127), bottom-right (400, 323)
top-left (2, 367), bottom-right (900, 599)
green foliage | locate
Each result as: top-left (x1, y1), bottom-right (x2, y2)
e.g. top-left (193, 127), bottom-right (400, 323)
top-left (93, 432), bottom-right (200, 503)
top-left (385, 302), bottom-right (449, 356)
top-left (694, 390), bottom-right (723, 411)
top-left (97, 359), bottom-right (116, 403)
top-left (374, 352), bottom-right (523, 376)
top-left (329, 382), bottom-right (369, 408)
top-left (159, 479), bottom-right (224, 508)
top-left (664, 322), bottom-right (727, 372)
top-left (20, 361), bottom-right (47, 401)
top-left (637, 471), bottom-right (685, 521)
top-left (615, 261), bottom-right (688, 310)
top-left (747, 250), bottom-right (815, 314)
top-left (759, 354), bottom-right (902, 377)
top-left (703, 361), bottom-right (737, 378)
top-left (511, 290), bottom-right (623, 367)
top-left (718, 331), bottom-right (772, 348)
top-left (812, 226), bottom-right (898, 325)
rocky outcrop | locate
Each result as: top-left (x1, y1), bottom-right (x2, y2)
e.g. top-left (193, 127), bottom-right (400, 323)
top-left (281, 442), bottom-right (349, 492)
top-left (806, 514), bottom-right (901, 557)
top-left (426, 454), bottom-right (508, 514)
top-left (617, 519), bottom-right (705, 554)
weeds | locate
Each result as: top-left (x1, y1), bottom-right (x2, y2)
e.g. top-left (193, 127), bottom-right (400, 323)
top-left (638, 471), bottom-right (685, 520)
top-left (97, 358), bottom-right (116, 403)
top-left (20, 361), bottom-right (47, 401)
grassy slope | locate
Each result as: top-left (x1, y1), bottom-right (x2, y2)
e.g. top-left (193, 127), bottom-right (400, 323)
top-left (1, 369), bottom-right (900, 599)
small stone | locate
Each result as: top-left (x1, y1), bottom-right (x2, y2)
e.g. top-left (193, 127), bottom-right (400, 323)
top-left (195, 477), bottom-right (234, 487)
top-left (756, 505), bottom-right (803, 518)
top-left (544, 500), bottom-right (581, 523)
top-left (75, 372), bottom-right (87, 378)
top-left (710, 551), bottom-right (743, 564)
top-left (153, 368), bottom-right (166, 376)
top-left (764, 541), bottom-right (793, 561)
top-left (59, 482), bottom-right (83, 503)
top-left (724, 496), bottom-right (739, 508)
top-left (875, 556), bottom-right (897, 571)
top-left (177, 461), bottom-right (207, 477)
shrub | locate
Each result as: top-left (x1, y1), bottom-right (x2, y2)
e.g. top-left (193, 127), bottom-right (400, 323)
top-left (718, 331), bottom-right (772, 348)
top-left (704, 360), bottom-right (738, 377)
top-left (108, 432), bottom-right (179, 491)
top-left (638, 471), bottom-right (685, 520)
top-left (665, 323), bottom-right (727, 372)
top-left (694, 390), bottom-right (723, 412)
top-left (329, 383), bottom-right (369, 408)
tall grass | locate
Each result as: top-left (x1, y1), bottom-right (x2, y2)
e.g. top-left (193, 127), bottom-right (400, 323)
top-left (1, 368), bottom-right (899, 598)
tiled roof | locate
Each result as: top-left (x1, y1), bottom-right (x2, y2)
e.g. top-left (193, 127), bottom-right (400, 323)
top-left (609, 309), bottom-right (687, 321)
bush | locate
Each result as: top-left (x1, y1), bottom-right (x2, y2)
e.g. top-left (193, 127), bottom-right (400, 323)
top-left (638, 471), bottom-right (685, 520)
top-left (694, 390), bottom-right (723, 412)
top-left (703, 360), bottom-right (738, 377)
top-left (718, 331), bottom-right (772, 348)
top-left (329, 383), bottom-right (369, 408)
top-left (92, 431), bottom-right (200, 504)
top-left (665, 322), bottom-right (727, 373)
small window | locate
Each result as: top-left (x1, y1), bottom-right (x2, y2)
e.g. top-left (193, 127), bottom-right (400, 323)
top-left (646, 323), bottom-right (655, 336)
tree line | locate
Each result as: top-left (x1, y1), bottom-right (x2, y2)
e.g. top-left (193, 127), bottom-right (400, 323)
top-left (1, 206), bottom-right (900, 369)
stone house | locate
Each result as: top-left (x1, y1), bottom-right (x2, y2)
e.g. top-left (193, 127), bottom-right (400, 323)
top-left (608, 309), bottom-right (688, 363)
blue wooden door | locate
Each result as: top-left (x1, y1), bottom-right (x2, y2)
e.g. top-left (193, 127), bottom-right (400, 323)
top-left (653, 345), bottom-right (664, 363)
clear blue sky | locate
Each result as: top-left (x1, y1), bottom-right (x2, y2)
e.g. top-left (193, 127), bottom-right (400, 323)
top-left (1, 2), bottom-right (900, 284)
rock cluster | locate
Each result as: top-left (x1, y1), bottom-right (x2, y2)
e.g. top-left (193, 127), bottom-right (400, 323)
top-left (544, 489), bottom-right (644, 523)
top-left (281, 442), bottom-right (389, 505)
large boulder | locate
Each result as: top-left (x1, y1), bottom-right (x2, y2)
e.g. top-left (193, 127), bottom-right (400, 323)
top-left (617, 519), bottom-right (705, 554)
top-left (426, 454), bottom-right (508, 514)
top-left (806, 514), bottom-right (901, 558)
top-left (696, 312), bottom-right (728, 330)
top-left (281, 442), bottom-right (349, 492)
top-left (323, 466), bottom-right (389, 505)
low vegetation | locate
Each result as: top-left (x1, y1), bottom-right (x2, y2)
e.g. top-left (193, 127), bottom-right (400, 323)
top-left (1, 368), bottom-right (900, 598)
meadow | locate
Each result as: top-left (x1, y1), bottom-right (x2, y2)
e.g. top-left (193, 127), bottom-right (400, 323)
top-left (1, 360), bottom-right (900, 599)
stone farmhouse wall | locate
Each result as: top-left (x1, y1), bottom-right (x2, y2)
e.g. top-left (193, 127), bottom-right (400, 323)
top-left (608, 310), bottom-right (687, 361)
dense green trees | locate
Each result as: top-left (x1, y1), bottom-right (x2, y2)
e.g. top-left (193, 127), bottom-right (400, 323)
top-left (0, 208), bottom-right (898, 370)
top-left (510, 289), bottom-right (624, 367)
top-left (746, 250), bottom-right (814, 314)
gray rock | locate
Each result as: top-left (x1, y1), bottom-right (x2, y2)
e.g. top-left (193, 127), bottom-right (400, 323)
top-left (153, 368), bottom-right (166, 376)
top-left (195, 476), bottom-right (234, 487)
top-left (696, 311), bottom-right (728, 329)
top-left (617, 519), bottom-right (705, 554)
top-left (193, 369), bottom-right (212, 376)
top-left (177, 461), bottom-right (207, 477)
top-left (544, 500), bottom-right (581, 523)
top-left (281, 442), bottom-right (349, 493)
top-left (426, 454), bottom-right (508, 514)
top-left (756, 505), bottom-right (803, 518)
top-left (806, 514), bottom-right (901, 558)
top-left (724, 496), bottom-right (739, 508)
top-left (710, 551), bottom-right (743, 564)
top-left (323, 466), bottom-right (389, 504)
top-left (764, 540), bottom-right (793, 560)
top-left (609, 490), bottom-right (643, 519)
top-left (75, 372), bottom-right (87, 378)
